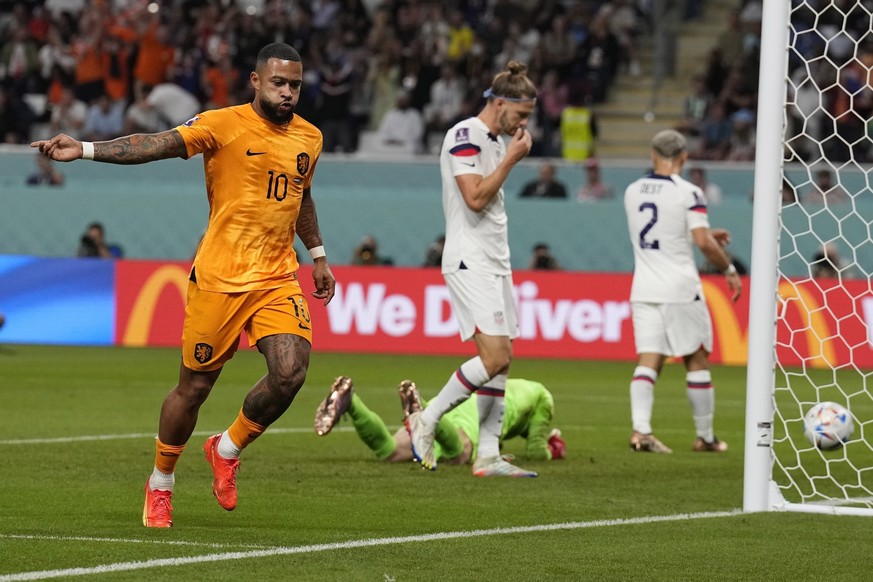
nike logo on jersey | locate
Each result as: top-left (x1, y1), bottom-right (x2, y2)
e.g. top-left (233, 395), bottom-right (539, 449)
top-left (298, 322), bottom-right (311, 331)
top-left (246, 149), bottom-right (267, 156)
top-left (461, 162), bottom-right (475, 167)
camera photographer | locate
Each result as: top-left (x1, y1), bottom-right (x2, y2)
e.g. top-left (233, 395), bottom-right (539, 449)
top-left (351, 235), bottom-right (393, 266)
top-left (77, 222), bottom-right (124, 259)
top-left (422, 234), bottom-right (445, 267)
top-left (528, 243), bottom-right (561, 270)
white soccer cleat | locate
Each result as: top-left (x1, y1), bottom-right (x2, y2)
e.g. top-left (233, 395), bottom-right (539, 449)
top-left (405, 411), bottom-right (436, 470)
top-left (472, 456), bottom-right (538, 478)
top-left (629, 431), bottom-right (672, 454)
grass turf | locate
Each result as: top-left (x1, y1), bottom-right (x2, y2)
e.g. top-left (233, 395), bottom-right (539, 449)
top-left (1, 345), bottom-right (872, 580)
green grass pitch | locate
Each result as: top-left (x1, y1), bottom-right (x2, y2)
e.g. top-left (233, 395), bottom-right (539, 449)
top-left (1, 344), bottom-right (872, 581)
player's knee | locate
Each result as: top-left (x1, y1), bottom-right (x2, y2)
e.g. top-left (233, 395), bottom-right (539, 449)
top-left (175, 377), bottom-right (213, 406)
top-left (483, 353), bottom-right (511, 377)
top-left (269, 365), bottom-right (307, 401)
top-left (175, 367), bottom-right (219, 405)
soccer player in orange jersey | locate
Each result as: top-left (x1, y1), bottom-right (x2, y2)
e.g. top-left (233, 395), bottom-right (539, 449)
top-left (32, 43), bottom-right (336, 528)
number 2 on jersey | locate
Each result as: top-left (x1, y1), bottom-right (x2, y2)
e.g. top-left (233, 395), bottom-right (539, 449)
top-left (638, 202), bottom-right (660, 249)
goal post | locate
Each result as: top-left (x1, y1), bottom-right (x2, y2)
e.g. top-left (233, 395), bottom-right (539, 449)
top-left (742, 0), bottom-right (788, 513)
top-left (743, 0), bottom-right (873, 516)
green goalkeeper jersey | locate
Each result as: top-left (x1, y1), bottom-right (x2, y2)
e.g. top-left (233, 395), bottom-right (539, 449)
top-left (437, 378), bottom-right (555, 461)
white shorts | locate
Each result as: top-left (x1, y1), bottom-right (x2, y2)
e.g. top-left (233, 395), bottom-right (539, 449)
top-left (444, 270), bottom-right (519, 341)
top-left (631, 299), bottom-right (712, 357)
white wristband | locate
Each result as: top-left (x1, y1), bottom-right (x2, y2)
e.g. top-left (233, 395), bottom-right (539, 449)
top-left (81, 141), bottom-right (94, 160)
top-left (308, 245), bottom-right (326, 260)
top-left (723, 263), bottom-right (737, 276)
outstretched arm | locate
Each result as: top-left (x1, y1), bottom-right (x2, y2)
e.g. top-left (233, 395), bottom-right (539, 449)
top-left (31, 130), bottom-right (187, 164)
top-left (297, 187), bottom-right (336, 305)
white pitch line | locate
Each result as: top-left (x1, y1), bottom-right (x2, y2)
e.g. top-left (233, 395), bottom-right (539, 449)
top-left (0, 426), bottom-right (600, 446)
top-left (0, 510), bottom-right (741, 581)
top-left (0, 427), bottom-right (353, 446)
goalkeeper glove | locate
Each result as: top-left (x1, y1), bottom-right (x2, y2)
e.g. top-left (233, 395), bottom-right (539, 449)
top-left (547, 428), bottom-right (566, 460)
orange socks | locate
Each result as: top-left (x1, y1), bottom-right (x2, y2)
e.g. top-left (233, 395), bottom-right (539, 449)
top-left (151, 410), bottom-right (263, 485)
top-left (227, 409), bottom-right (266, 450)
top-left (154, 439), bottom-right (186, 475)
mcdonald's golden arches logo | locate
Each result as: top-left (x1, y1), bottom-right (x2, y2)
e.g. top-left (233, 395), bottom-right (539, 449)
top-left (122, 265), bottom-right (189, 346)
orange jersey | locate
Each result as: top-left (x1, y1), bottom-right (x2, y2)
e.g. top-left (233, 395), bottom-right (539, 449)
top-left (176, 104), bottom-right (323, 292)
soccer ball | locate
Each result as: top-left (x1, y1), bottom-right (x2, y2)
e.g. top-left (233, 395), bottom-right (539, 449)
top-left (803, 402), bottom-right (854, 449)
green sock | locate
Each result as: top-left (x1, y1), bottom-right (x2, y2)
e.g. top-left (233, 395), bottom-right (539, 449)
top-left (434, 417), bottom-right (463, 459)
top-left (347, 393), bottom-right (396, 460)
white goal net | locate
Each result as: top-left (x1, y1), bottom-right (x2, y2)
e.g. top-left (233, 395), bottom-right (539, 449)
top-left (744, 1), bottom-right (873, 516)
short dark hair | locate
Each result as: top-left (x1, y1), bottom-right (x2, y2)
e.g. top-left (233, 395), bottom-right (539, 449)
top-left (256, 43), bottom-right (301, 69)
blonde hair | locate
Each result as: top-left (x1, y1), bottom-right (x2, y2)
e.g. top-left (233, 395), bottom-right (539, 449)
top-left (487, 60), bottom-right (537, 101)
top-left (651, 129), bottom-right (687, 159)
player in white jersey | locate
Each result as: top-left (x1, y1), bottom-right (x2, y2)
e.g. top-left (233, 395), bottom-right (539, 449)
top-left (406, 61), bottom-right (537, 477)
top-left (623, 129), bottom-right (742, 454)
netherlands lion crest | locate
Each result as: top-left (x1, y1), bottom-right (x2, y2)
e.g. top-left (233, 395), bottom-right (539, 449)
top-left (194, 342), bottom-right (213, 364)
top-left (296, 152), bottom-right (310, 175)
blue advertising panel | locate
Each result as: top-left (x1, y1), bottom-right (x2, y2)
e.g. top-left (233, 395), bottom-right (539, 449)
top-left (0, 256), bottom-right (114, 345)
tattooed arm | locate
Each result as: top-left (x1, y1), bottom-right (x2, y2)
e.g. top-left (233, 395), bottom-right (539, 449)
top-left (31, 131), bottom-right (187, 164)
top-left (297, 187), bottom-right (323, 251)
top-left (298, 187), bottom-right (336, 305)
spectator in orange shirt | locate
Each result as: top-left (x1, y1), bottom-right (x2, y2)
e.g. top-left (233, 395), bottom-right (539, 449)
top-left (132, 22), bottom-right (175, 92)
top-left (101, 35), bottom-right (130, 104)
top-left (72, 35), bottom-right (104, 103)
top-left (45, 64), bottom-right (70, 109)
top-left (203, 54), bottom-right (240, 110)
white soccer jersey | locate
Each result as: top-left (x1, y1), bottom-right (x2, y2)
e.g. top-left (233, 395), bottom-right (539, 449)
top-left (439, 116), bottom-right (510, 275)
top-left (624, 172), bottom-right (710, 303)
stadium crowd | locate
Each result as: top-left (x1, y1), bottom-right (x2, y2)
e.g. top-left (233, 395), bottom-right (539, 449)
top-left (678, 3), bottom-right (760, 162)
top-left (6, 1), bottom-right (869, 165)
top-left (680, 0), bottom-right (873, 166)
top-left (0, 0), bottom-right (649, 158)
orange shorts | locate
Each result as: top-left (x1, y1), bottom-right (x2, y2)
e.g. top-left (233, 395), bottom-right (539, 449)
top-left (181, 281), bottom-right (313, 371)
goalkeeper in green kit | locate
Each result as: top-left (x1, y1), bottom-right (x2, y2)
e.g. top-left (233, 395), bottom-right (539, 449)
top-left (314, 376), bottom-right (566, 465)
